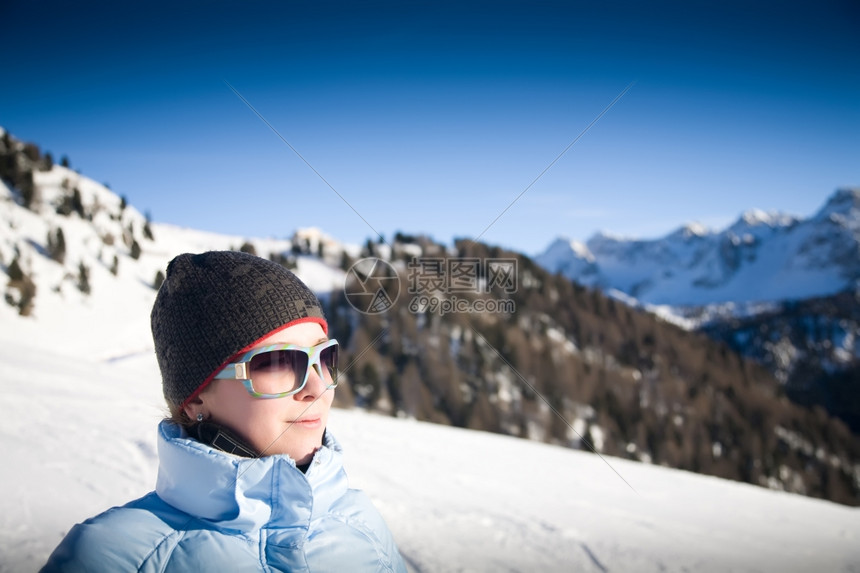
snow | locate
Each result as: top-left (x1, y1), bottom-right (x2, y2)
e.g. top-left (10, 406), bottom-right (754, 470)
top-left (2, 323), bottom-right (858, 573)
top-left (534, 238), bottom-right (598, 286)
top-left (670, 222), bottom-right (712, 240)
top-left (1, 165), bottom-right (859, 572)
top-left (729, 209), bottom-right (797, 236)
top-left (815, 188), bottom-right (860, 225)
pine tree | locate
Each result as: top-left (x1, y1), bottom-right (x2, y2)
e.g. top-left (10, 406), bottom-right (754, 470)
top-left (47, 227), bottom-right (66, 264)
top-left (22, 143), bottom-right (40, 162)
top-left (7, 255), bottom-right (25, 282)
top-left (356, 362), bottom-right (381, 408)
top-left (130, 239), bottom-right (142, 260)
top-left (77, 262), bottom-right (91, 295)
top-left (363, 238), bottom-right (374, 258)
top-left (17, 277), bottom-right (36, 316)
top-left (143, 211), bottom-right (154, 240)
top-left (20, 171), bottom-right (36, 210)
top-left (122, 222), bottom-right (134, 248)
top-left (5, 255), bottom-right (35, 315)
top-left (72, 188), bottom-right (85, 218)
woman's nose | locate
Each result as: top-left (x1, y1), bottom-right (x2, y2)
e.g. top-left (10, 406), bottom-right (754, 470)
top-left (297, 363), bottom-right (327, 400)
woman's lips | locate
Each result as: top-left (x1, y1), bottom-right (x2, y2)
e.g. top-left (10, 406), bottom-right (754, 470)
top-left (290, 417), bottom-right (322, 429)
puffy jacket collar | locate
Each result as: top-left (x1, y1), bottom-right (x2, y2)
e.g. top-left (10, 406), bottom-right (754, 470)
top-left (155, 420), bottom-right (348, 533)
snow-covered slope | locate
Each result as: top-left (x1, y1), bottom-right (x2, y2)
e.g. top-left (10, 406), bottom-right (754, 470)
top-left (0, 164), bottom-right (348, 358)
top-left (1, 327), bottom-right (858, 573)
top-left (536, 188), bottom-right (860, 307)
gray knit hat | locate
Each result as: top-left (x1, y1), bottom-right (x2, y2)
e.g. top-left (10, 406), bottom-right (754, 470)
top-left (151, 251), bottom-right (327, 408)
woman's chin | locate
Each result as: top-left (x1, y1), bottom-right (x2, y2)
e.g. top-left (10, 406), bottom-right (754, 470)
top-left (266, 434), bottom-right (322, 464)
top-left (291, 445), bottom-right (320, 465)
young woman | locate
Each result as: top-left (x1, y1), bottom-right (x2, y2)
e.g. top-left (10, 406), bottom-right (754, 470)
top-left (42, 250), bottom-right (408, 572)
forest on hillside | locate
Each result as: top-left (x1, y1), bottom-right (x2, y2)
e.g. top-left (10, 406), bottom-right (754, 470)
top-left (703, 291), bottom-right (860, 435)
top-left (327, 238), bottom-right (860, 505)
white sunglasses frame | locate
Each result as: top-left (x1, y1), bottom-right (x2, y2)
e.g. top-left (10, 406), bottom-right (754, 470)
top-left (213, 339), bottom-right (339, 399)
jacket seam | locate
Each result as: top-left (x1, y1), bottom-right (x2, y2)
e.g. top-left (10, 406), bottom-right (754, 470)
top-left (258, 528), bottom-right (270, 573)
top-left (258, 460), bottom-right (276, 572)
top-left (139, 529), bottom-right (185, 573)
top-left (335, 514), bottom-right (395, 573)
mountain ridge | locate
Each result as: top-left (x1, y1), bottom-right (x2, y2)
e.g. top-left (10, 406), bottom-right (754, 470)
top-left (537, 188), bottom-right (860, 307)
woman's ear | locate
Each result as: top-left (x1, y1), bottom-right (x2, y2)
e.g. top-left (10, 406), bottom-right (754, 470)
top-left (183, 395), bottom-right (205, 422)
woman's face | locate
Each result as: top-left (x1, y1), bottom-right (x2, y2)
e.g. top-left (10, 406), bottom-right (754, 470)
top-left (186, 321), bottom-right (335, 465)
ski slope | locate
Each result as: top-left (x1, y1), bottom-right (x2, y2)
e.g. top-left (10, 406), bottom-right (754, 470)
top-left (0, 322), bottom-right (857, 572)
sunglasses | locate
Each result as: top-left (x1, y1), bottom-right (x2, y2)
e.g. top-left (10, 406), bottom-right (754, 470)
top-left (213, 339), bottom-right (339, 399)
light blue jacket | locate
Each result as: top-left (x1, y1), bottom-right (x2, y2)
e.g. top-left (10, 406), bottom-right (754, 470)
top-left (42, 421), bottom-right (407, 572)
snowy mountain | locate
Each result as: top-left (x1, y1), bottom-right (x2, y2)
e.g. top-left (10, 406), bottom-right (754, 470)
top-left (536, 188), bottom-right (860, 307)
top-left (535, 189), bottom-right (860, 436)
top-left (2, 129), bottom-right (860, 571)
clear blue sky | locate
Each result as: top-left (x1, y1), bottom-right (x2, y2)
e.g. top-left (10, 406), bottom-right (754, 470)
top-left (3, 0), bottom-right (858, 255)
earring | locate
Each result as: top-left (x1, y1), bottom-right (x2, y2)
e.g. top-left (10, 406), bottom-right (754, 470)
top-left (196, 413), bottom-right (204, 422)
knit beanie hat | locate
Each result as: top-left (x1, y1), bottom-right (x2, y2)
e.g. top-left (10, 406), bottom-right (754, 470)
top-left (151, 251), bottom-right (328, 408)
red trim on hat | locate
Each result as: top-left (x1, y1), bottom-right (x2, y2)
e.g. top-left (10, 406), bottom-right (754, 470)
top-left (180, 316), bottom-right (329, 410)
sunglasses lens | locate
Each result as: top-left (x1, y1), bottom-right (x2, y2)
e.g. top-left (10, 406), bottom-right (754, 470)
top-left (248, 349), bottom-right (309, 394)
top-left (320, 344), bottom-right (339, 386)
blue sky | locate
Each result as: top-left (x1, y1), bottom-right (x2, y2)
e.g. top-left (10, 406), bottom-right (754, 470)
top-left (3, 0), bottom-right (858, 255)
